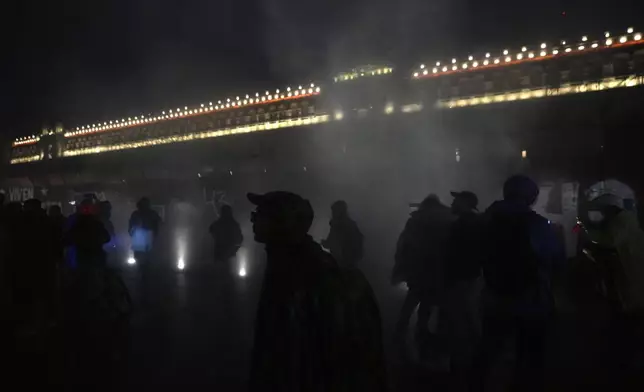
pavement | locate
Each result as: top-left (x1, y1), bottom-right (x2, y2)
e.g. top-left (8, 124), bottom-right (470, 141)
top-left (58, 241), bottom-right (644, 391)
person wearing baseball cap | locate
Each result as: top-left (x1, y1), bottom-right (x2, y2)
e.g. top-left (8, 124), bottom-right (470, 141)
top-left (248, 191), bottom-right (386, 391)
top-left (450, 191), bottom-right (479, 214)
top-left (248, 191), bottom-right (314, 245)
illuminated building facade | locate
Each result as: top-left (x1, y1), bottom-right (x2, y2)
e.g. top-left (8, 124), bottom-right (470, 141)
top-left (3, 26), bottom-right (644, 208)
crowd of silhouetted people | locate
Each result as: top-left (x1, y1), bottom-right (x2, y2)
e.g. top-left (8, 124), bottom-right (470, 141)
top-left (2, 173), bottom-right (644, 391)
top-left (243, 174), bottom-right (644, 391)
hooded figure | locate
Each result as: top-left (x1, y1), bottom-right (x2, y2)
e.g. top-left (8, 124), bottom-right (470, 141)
top-left (129, 197), bottom-right (161, 259)
top-left (321, 200), bottom-right (364, 268)
top-left (586, 193), bottom-right (644, 374)
top-left (209, 205), bottom-right (243, 263)
top-left (471, 175), bottom-right (564, 392)
top-left (248, 191), bottom-right (385, 392)
top-left (587, 194), bottom-right (644, 313)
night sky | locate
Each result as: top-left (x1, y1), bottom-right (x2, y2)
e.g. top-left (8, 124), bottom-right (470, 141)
top-left (2, 0), bottom-right (643, 137)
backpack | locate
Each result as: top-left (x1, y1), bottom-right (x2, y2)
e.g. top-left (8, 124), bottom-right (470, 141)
top-left (483, 211), bottom-right (541, 297)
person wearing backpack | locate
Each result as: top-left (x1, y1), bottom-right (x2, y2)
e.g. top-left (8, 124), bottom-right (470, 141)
top-left (248, 191), bottom-right (386, 392)
top-left (321, 200), bottom-right (364, 268)
top-left (470, 175), bottom-right (564, 392)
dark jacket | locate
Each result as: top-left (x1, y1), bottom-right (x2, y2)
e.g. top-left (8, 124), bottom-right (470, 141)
top-left (209, 216), bottom-right (243, 261)
top-left (65, 214), bottom-right (110, 266)
top-left (251, 237), bottom-right (386, 392)
top-left (482, 200), bottom-right (564, 313)
top-left (445, 211), bottom-right (482, 286)
top-left (393, 205), bottom-right (454, 291)
top-left (323, 217), bottom-right (363, 267)
top-left (128, 209), bottom-right (161, 237)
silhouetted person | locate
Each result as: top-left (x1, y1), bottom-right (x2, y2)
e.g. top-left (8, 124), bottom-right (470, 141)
top-left (392, 194), bottom-right (454, 348)
top-left (443, 191), bottom-right (483, 372)
top-left (63, 198), bottom-right (117, 387)
top-left (48, 205), bottom-right (65, 240)
top-left (586, 193), bottom-right (644, 374)
top-left (15, 199), bottom-right (58, 333)
top-left (471, 175), bottom-right (564, 392)
top-left (99, 200), bottom-right (116, 253)
top-left (209, 205), bottom-right (243, 263)
top-left (66, 198), bottom-right (110, 267)
top-left (129, 197), bottom-right (161, 263)
top-left (248, 191), bottom-right (385, 392)
top-left (4, 201), bottom-right (22, 220)
top-left (322, 200), bottom-right (364, 268)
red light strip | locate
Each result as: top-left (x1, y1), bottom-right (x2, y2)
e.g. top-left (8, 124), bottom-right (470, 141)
top-left (414, 37), bottom-right (644, 80)
top-left (64, 90), bottom-right (320, 139)
top-left (12, 139), bottom-right (39, 147)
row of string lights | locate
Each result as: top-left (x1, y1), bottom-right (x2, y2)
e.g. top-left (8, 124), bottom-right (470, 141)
top-left (11, 84), bottom-right (321, 146)
top-left (13, 136), bottom-right (40, 147)
top-left (413, 27), bottom-right (642, 79)
top-left (63, 84), bottom-right (320, 138)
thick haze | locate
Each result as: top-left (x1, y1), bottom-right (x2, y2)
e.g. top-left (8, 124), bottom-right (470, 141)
top-left (2, 0), bottom-right (643, 136)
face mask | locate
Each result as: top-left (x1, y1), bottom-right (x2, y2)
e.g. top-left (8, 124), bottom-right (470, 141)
top-left (588, 211), bottom-right (604, 223)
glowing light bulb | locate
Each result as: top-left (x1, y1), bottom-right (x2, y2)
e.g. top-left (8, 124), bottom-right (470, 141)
top-left (177, 258), bottom-right (185, 270)
top-left (503, 49), bottom-right (509, 55)
top-left (540, 43), bottom-right (547, 49)
top-left (127, 257), bottom-right (136, 265)
top-left (582, 36), bottom-right (588, 42)
top-left (239, 266), bottom-right (247, 277)
top-left (635, 33), bottom-right (642, 40)
top-left (605, 31), bottom-right (610, 38)
top-left (485, 53), bottom-right (490, 58)
top-left (452, 58), bottom-right (456, 63)
top-left (606, 38), bottom-right (613, 45)
top-left (521, 46), bottom-right (527, 52)
top-left (468, 55), bottom-right (473, 61)
top-left (619, 36), bottom-right (627, 43)
top-left (627, 27), bottom-right (634, 34)
top-left (436, 61), bottom-right (440, 66)
top-left (420, 64), bottom-right (425, 69)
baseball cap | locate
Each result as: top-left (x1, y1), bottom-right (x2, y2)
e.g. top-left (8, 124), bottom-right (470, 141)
top-left (450, 191), bottom-right (479, 210)
top-left (248, 191), bottom-right (314, 230)
top-left (589, 193), bottom-right (624, 210)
